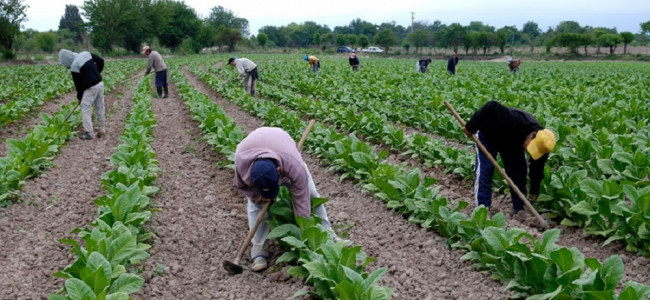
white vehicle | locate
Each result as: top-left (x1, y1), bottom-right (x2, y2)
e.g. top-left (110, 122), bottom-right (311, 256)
top-left (362, 46), bottom-right (384, 53)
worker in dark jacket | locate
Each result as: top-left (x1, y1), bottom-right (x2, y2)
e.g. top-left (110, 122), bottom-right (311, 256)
top-left (447, 53), bottom-right (458, 75)
top-left (349, 52), bottom-right (360, 71)
top-left (417, 58), bottom-right (432, 73)
top-left (59, 49), bottom-right (105, 140)
top-left (462, 100), bottom-right (556, 219)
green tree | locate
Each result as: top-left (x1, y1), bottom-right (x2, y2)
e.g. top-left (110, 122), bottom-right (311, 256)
top-left (0, 0), bottom-right (28, 53)
top-left (83, 0), bottom-right (153, 53)
top-left (463, 31), bottom-right (480, 55)
top-left (579, 33), bottom-right (593, 55)
top-left (192, 22), bottom-right (216, 53)
top-left (321, 32), bottom-right (333, 47)
top-left (477, 31), bottom-right (494, 55)
top-left (598, 33), bottom-right (623, 54)
top-left (358, 34), bottom-right (369, 48)
top-left (522, 21), bottom-right (540, 53)
top-left (346, 34), bottom-right (357, 47)
top-left (640, 21), bottom-right (650, 36)
top-left (441, 23), bottom-right (466, 53)
top-left (257, 32), bottom-right (268, 48)
top-left (207, 6), bottom-right (249, 37)
top-left (406, 29), bottom-right (428, 54)
top-left (259, 26), bottom-right (288, 47)
top-left (495, 28), bottom-right (508, 54)
top-left (215, 25), bottom-right (242, 52)
top-left (620, 32), bottom-right (634, 54)
top-left (335, 33), bottom-right (346, 46)
top-left (402, 41), bottom-right (409, 53)
top-left (373, 28), bottom-right (397, 54)
top-left (34, 31), bottom-right (56, 52)
top-left (555, 33), bottom-right (583, 54)
top-left (556, 21), bottom-right (584, 34)
top-left (58, 4), bottom-right (84, 43)
top-left (313, 32), bottom-right (321, 47)
top-left (158, 1), bottom-right (200, 51)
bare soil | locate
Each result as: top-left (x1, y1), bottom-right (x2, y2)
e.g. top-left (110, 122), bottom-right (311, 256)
top-left (0, 77), bottom-right (137, 298)
top-left (0, 64), bottom-right (647, 299)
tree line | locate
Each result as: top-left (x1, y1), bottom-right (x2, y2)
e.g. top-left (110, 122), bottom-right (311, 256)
top-left (1, 0), bottom-right (650, 59)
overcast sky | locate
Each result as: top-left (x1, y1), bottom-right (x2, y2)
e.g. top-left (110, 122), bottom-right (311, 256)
top-left (23, 0), bottom-right (649, 35)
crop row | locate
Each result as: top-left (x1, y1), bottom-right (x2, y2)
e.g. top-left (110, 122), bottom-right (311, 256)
top-left (0, 61), bottom-right (141, 130)
top-left (231, 55), bottom-right (650, 256)
top-left (49, 78), bottom-right (158, 299)
top-left (184, 56), bottom-right (650, 299)
top-left (0, 63), bottom-right (139, 207)
top-left (170, 63), bottom-right (392, 299)
top-left (197, 61), bottom-right (475, 180)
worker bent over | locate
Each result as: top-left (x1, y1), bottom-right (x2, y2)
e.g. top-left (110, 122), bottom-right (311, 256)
top-left (233, 127), bottom-right (336, 272)
top-left (59, 49), bottom-right (105, 140)
top-left (228, 57), bottom-right (258, 97)
top-left (462, 100), bottom-right (556, 220)
top-left (305, 54), bottom-right (320, 73)
top-left (507, 57), bottom-right (521, 74)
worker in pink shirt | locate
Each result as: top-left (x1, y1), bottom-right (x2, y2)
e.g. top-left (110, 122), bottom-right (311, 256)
top-left (233, 127), bottom-right (336, 272)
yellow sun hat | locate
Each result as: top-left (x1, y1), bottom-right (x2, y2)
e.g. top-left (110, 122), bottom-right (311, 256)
top-left (526, 129), bottom-right (556, 160)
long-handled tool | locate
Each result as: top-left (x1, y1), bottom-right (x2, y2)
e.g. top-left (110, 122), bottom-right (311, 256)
top-left (63, 103), bottom-right (80, 122)
top-left (223, 119), bottom-right (317, 275)
top-left (443, 101), bottom-right (548, 229)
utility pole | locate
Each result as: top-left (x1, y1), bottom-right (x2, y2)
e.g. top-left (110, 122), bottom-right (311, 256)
top-left (411, 12), bottom-right (415, 32)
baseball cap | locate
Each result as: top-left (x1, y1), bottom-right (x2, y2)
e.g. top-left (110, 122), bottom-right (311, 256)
top-left (526, 129), bottom-right (556, 160)
top-left (251, 159), bottom-right (279, 199)
top-left (142, 46), bottom-right (150, 54)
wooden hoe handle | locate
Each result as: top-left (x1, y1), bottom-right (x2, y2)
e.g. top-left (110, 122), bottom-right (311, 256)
top-left (443, 101), bottom-right (547, 228)
top-left (233, 119), bottom-right (318, 265)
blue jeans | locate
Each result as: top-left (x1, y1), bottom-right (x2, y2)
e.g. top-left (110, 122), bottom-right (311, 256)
top-left (474, 131), bottom-right (527, 213)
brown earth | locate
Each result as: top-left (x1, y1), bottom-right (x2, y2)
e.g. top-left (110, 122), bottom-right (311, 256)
top-left (0, 77), bottom-right (138, 298)
top-left (0, 62), bottom-right (647, 300)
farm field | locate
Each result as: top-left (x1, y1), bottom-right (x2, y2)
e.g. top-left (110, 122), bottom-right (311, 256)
top-left (0, 54), bottom-right (649, 299)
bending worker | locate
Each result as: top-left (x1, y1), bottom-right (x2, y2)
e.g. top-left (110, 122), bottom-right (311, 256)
top-left (233, 127), bottom-right (336, 272)
top-left (304, 54), bottom-right (320, 73)
top-left (417, 58), bottom-right (432, 73)
top-left (228, 57), bottom-right (259, 97)
top-left (59, 49), bottom-right (105, 140)
top-left (462, 100), bottom-right (556, 220)
top-left (507, 57), bottom-right (521, 73)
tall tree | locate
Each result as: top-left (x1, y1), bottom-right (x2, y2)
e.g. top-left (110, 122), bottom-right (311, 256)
top-left (555, 21), bottom-right (584, 34)
top-left (598, 33), bottom-right (623, 54)
top-left (620, 31), bottom-right (634, 54)
top-left (522, 21), bottom-right (540, 53)
top-left (157, 1), bottom-right (200, 51)
top-left (358, 34), bottom-right (369, 48)
top-left (441, 23), bottom-right (466, 53)
top-left (215, 25), bottom-right (242, 52)
top-left (83, 0), bottom-right (153, 53)
top-left (0, 0), bottom-right (28, 52)
top-left (406, 29), bottom-right (428, 54)
top-left (58, 5), bottom-right (84, 43)
top-left (207, 6), bottom-right (249, 37)
top-left (257, 32), bottom-right (268, 48)
top-left (373, 28), bottom-right (397, 54)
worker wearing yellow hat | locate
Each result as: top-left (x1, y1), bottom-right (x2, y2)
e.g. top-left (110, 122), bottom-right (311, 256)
top-left (462, 100), bottom-right (556, 220)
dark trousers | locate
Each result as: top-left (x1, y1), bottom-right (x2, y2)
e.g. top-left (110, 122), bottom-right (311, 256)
top-left (474, 131), bottom-right (527, 213)
top-left (155, 69), bottom-right (168, 88)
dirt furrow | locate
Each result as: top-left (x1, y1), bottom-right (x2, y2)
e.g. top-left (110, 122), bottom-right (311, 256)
top-left (180, 69), bottom-right (507, 299)
top-left (133, 80), bottom-right (305, 299)
top-left (0, 78), bottom-right (137, 298)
